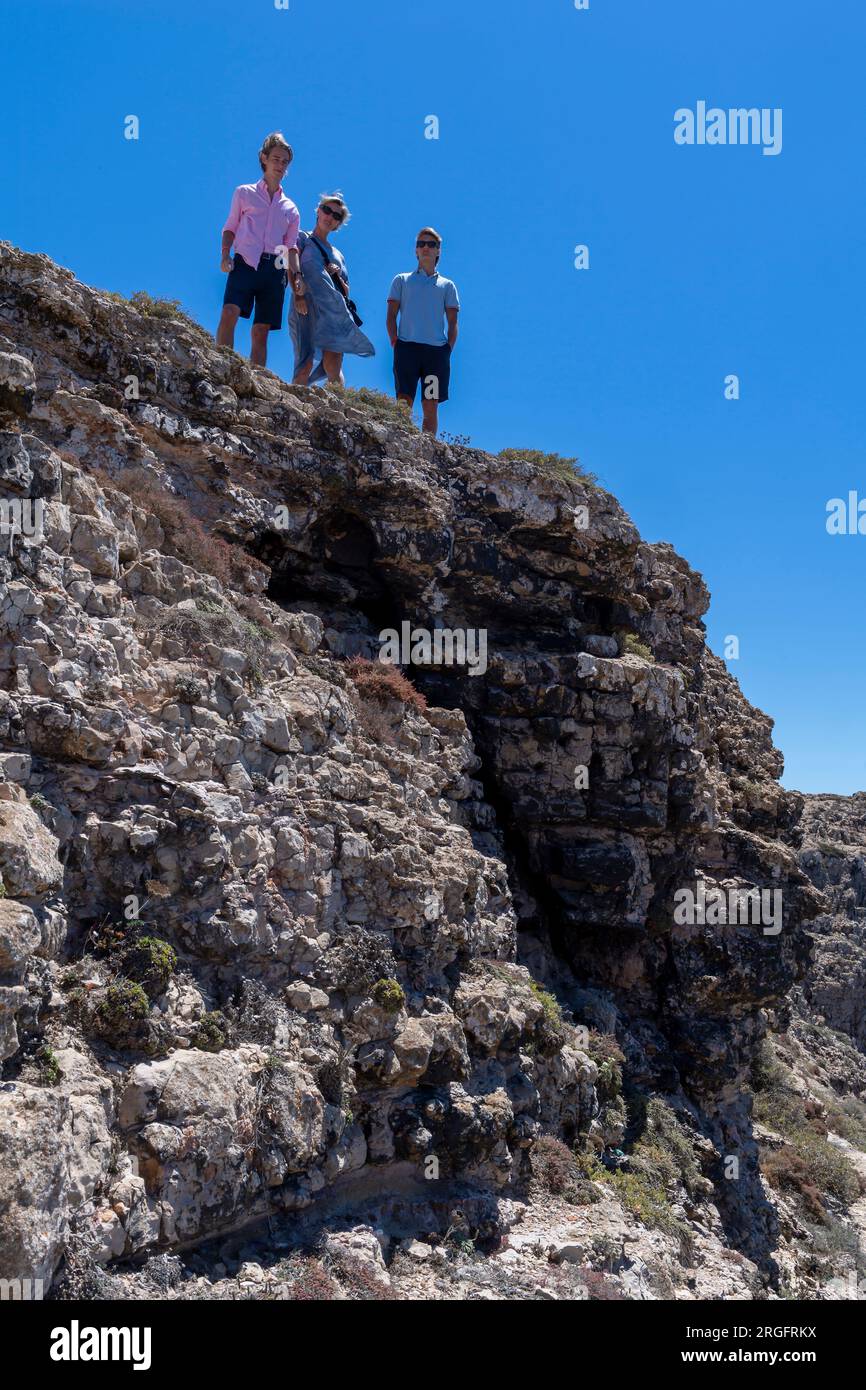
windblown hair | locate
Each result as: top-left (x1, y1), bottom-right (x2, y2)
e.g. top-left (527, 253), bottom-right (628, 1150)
top-left (318, 191), bottom-right (351, 226)
top-left (259, 132), bottom-right (294, 171)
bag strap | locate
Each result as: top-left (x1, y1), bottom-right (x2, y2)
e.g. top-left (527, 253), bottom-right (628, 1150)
top-left (306, 233), bottom-right (331, 265)
top-left (306, 233), bottom-right (350, 297)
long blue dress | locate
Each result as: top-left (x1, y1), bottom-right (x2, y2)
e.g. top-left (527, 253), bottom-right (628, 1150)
top-left (289, 231), bottom-right (375, 384)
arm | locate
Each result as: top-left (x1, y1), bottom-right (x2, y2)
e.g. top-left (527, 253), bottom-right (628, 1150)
top-left (285, 220), bottom-right (308, 316)
top-left (221, 189), bottom-right (242, 271)
top-left (290, 249), bottom-right (308, 317)
top-left (444, 282), bottom-right (460, 348)
top-left (386, 299), bottom-right (400, 348)
top-left (386, 276), bottom-right (403, 347)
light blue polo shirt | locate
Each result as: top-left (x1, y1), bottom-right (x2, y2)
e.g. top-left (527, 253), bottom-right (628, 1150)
top-left (388, 268), bottom-right (460, 346)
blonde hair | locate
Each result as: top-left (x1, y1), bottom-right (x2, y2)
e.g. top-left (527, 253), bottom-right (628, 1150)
top-left (318, 191), bottom-right (351, 226)
top-left (259, 132), bottom-right (293, 172)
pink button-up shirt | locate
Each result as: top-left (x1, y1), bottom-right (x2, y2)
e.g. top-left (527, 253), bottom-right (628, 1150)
top-left (223, 178), bottom-right (300, 268)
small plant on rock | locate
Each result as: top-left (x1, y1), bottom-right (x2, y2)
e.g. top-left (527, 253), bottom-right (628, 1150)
top-left (173, 674), bottom-right (204, 705)
top-left (372, 977), bottom-right (405, 1014)
top-left (117, 936), bottom-right (177, 997)
top-left (193, 1011), bottom-right (229, 1052)
top-left (751, 1040), bottom-right (862, 1218)
top-left (498, 447), bottom-right (597, 484)
top-left (532, 1136), bottom-right (601, 1205)
top-left (34, 1043), bottom-right (61, 1086)
top-left (329, 383), bottom-right (416, 429)
top-left (96, 980), bottom-right (150, 1034)
top-left (617, 630), bottom-right (653, 662)
top-left (439, 430), bottom-right (472, 447)
top-left (529, 980), bottom-right (563, 1031)
top-left (346, 656), bottom-right (427, 713)
top-left (128, 290), bottom-right (209, 342)
top-left (586, 1031), bottom-right (625, 1103)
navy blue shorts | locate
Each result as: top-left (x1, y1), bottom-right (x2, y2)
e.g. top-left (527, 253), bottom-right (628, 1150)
top-left (223, 252), bottom-right (288, 329)
top-left (393, 340), bottom-right (452, 403)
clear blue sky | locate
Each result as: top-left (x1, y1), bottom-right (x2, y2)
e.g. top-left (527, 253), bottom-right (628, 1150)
top-left (2, 0), bottom-right (864, 794)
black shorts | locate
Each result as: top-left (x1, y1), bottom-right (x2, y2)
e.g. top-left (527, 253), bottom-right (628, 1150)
top-left (223, 252), bottom-right (288, 329)
top-left (393, 339), bottom-right (451, 404)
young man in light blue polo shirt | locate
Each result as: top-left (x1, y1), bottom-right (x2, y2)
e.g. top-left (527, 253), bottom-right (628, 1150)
top-left (386, 227), bottom-right (460, 436)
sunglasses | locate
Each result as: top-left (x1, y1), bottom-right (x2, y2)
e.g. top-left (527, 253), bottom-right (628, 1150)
top-left (416, 239), bottom-right (439, 249)
top-left (320, 206), bottom-right (344, 222)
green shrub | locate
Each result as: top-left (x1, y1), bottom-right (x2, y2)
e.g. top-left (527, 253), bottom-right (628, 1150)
top-left (586, 1032), bottom-right (625, 1103)
top-left (608, 1169), bottom-right (668, 1222)
top-left (574, 1149), bottom-right (606, 1182)
top-left (617, 631), bottom-right (653, 661)
top-left (193, 1011), bottom-right (229, 1052)
top-left (752, 1041), bottom-right (863, 1216)
top-left (118, 936), bottom-right (177, 997)
top-left (96, 980), bottom-right (150, 1032)
top-left (34, 1044), bottom-right (60, 1086)
top-left (371, 977), bottom-right (405, 1014)
top-left (583, 1097), bottom-right (701, 1256)
top-left (329, 384), bottom-right (416, 428)
top-left (128, 290), bottom-right (209, 341)
top-left (497, 447), bottom-right (597, 485)
top-left (826, 1096), bottom-right (866, 1152)
top-left (630, 1097), bottom-right (702, 1200)
top-left (529, 980), bottom-right (564, 1031)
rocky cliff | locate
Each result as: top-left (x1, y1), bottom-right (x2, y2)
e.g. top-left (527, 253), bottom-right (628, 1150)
top-left (0, 243), bottom-right (860, 1302)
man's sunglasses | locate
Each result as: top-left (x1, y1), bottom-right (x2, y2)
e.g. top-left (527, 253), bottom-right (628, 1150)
top-left (416, 239), bottom-right (439, 249)
top-left (320, 206), bottom-right (344, 222)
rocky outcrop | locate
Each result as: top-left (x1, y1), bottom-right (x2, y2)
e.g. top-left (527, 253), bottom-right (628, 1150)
top-left (793, 794), bottom-right (866, 1049)
top-left (0, 243), bottom-right (834, 1297)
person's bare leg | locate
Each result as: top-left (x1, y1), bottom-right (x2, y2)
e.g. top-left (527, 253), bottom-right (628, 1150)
top-left (293, 359), bottom-right (313, 385)
top-left (216, 303), bottom-right (240, 348)
top-left (322, 351), bottom-right (344, 386)
top-left (421, 399), bottom-right (439, 435)
top-left (250, 324), bottom-right (270, 368)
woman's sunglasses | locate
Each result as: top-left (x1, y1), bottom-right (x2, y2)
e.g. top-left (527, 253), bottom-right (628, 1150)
top-left (416, 239), bottom-right (439, 249)
top-left (320, 206), bottom-right (344, 222)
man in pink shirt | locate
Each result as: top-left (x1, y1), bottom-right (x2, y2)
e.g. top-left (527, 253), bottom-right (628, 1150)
top-left (216, 132), bottom-right (307, 368)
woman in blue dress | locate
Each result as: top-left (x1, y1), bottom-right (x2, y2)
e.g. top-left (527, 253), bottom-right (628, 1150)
top-left (289, 192), bottom-right (375, 386)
